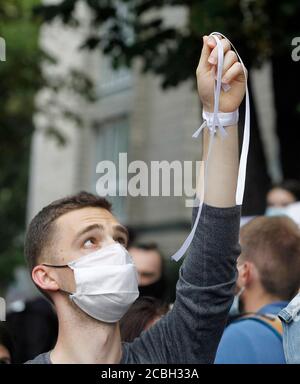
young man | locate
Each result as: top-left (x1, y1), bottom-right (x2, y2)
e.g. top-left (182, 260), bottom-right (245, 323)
top-left (25, 35), bottom-right (246, 364)
top-left (215, 216), bottom-right (300, 364)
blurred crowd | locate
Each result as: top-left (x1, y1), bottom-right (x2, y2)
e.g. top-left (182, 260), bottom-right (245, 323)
top-left (1, 179), bottom-right (300, 364)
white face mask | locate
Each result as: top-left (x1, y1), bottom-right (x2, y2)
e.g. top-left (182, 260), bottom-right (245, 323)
top-left (229, 286), bottom-right (245, 316)
top-left (265, 206), bottom-right (287, 217)
top-left (44, 243), bottom-right (139, 323)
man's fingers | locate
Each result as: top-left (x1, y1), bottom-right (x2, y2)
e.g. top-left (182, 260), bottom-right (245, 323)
top-left (208, 38), bottom-right (231, 65)
top-left (222, 62), bottom-right (244, 84)
top-left (222, 51), bottom-right (238, 76)
top-left (197, 35), bottom-right (244, 84)
top-left (197, 35), bottom-right (216, 73)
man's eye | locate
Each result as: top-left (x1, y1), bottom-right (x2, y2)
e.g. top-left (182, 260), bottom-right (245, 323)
top-left (83, 238), bottom-right (97, 248)
top-left (116, 237), bottom-right (126, 246)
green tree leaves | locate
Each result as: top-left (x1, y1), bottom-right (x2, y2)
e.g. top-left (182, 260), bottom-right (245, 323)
top-left (0, 0), bottom-right (42, 289)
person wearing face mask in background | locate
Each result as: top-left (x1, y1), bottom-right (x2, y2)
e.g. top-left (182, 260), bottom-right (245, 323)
top-left (129, 243), bottom-right (167, 301)
top-left (241, 180), bottom-right (300, 228)
top-left (265, 179), bottom-right (300, 217)
top-left (215, 215), bottom-right (300, 364)
top-left (25, 35), bottom-right (247, 364)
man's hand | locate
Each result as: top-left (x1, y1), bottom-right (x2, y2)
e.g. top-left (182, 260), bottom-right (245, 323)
top-left (196, 35), bottom-right (247, 113)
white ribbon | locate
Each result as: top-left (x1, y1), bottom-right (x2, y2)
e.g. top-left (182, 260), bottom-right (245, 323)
top-left (171, 32), bottom-right (250, 262)
top-left (193, 109), bottom-right (239, 137)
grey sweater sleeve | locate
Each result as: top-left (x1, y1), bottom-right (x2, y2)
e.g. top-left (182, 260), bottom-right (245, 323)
top-left (123, 204), bottom-right (241, 364)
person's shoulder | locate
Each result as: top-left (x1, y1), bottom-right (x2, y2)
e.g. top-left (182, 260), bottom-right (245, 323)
top-left (218, 318), bottom-right (265, 350)
top-left (222, 319), bottom-right (253, 341)
top-left (25, 351), bottom-right (51, 364)
top-left (215, 319), bottom-right (260, 363)
top-left (216, 316), bottom-right (285, 364)
top-left (222, 316), bottom-right (278, 347)
top-left (227, 317), bottom-right (267, 335)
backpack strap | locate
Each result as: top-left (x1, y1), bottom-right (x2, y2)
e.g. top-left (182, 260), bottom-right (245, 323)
top-left (257, 314), bottom-right (283, 336)
top-left (235, 313), bottom-right (283, 341)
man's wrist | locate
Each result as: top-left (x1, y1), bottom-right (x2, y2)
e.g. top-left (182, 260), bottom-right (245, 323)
top-left (202, 109), bottom-right (239, 131)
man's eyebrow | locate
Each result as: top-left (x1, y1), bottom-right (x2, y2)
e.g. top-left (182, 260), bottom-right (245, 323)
top-left (114, 224), bottom-right (129, 239)
top-left (75, 224), bottom-right (104, 241)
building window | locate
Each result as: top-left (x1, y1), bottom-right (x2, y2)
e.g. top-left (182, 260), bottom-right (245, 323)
top-left (93, 116), bottom-right (129, 221)
top-left (98, 56), bottom-right (132, 97)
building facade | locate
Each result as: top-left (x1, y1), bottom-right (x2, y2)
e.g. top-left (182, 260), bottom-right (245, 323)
top-left (27, 4), bottom-right (201, 258)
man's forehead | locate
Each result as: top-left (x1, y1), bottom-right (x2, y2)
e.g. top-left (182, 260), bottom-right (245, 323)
top-left (56, 206), bottom-right (119, 232)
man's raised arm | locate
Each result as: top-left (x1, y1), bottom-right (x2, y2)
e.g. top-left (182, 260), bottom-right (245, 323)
top-left (198, 35), bottom-right (245, 207)
top-left (125, 35), bottom-right (247, 364)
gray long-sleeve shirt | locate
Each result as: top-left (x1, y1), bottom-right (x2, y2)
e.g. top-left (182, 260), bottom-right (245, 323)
top-left (26, 204), bottom-right (241, 364)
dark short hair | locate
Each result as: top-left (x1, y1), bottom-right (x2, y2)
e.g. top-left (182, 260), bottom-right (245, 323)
top-left (240, 216), bottom-right (300, 300)
top-left (120, 297), bottom-right (169, 342)
top-left (272, 179), bottom-right (300, 201)
top-left (24, 191), bottom-right (112, 273)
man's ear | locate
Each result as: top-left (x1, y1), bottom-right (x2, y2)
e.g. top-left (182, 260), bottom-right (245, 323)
top-left (32, 265), bottom-right (60, 292)
top-left (238, 261), bottom-right (254, 287)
